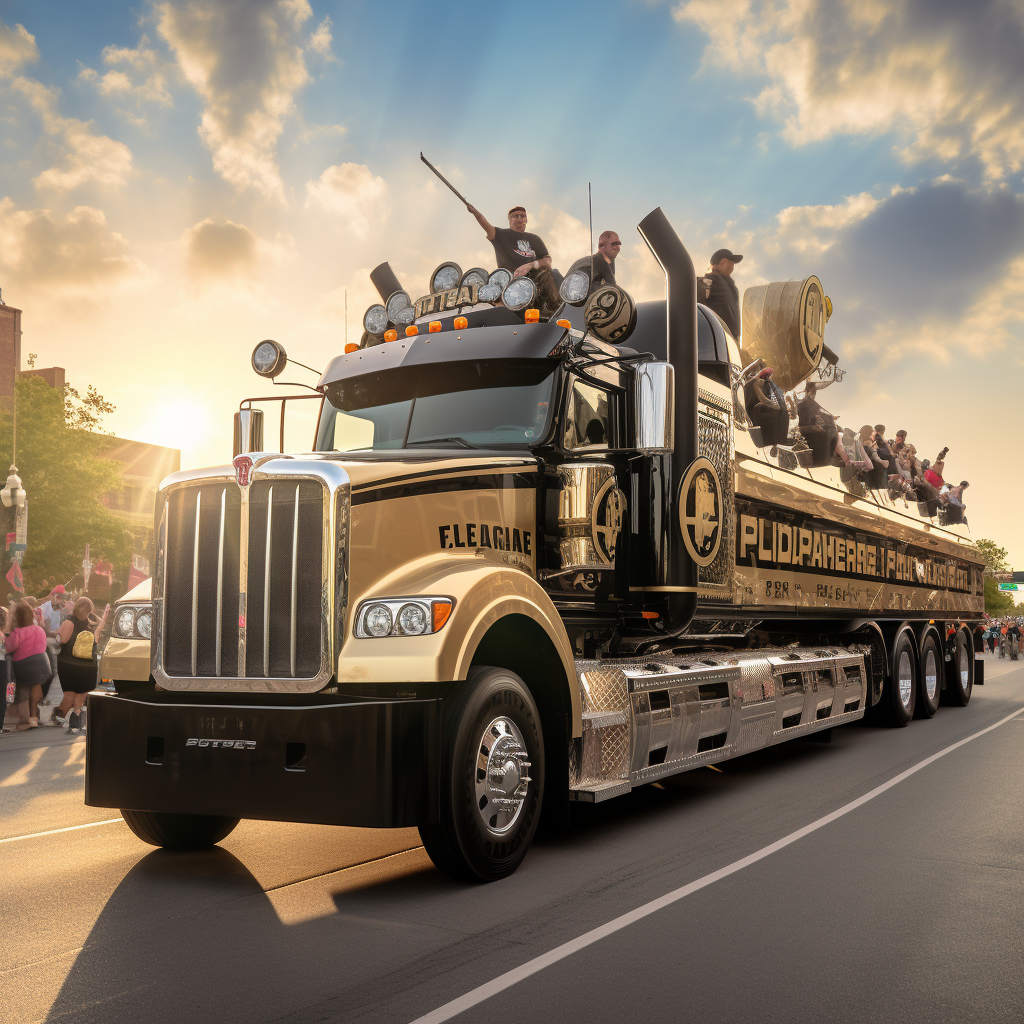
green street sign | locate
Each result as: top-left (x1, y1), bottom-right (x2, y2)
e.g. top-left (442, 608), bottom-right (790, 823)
top-left (998, 582), bottom-right (1018, 591)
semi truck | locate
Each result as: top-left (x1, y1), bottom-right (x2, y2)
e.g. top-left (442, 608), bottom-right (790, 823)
top-left (86, 208), bottom-right (984, 881)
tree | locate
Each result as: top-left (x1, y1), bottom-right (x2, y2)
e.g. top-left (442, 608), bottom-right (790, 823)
top-left (975, 537), bottom-right (1016, 615)
top-left (0, 375), bottom-right (131, 595)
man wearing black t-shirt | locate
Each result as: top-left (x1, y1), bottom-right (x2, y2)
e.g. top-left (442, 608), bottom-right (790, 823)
top-left (467, 204), bottom-right (561, 316)
top-left (591, 230), bottom-right (619, 288)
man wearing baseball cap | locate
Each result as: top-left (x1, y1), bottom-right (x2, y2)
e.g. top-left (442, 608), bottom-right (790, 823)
top-left (702, 247), bottom-right (743, 339)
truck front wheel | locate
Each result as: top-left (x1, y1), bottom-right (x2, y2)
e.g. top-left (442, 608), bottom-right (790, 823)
top-left (120, 810), bottom-right (240, 850)
top-left (419, 666), bottom-right (545, 882)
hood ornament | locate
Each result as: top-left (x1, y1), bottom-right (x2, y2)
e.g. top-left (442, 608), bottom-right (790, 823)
top-left (233, 454), bottom-right (253, 488)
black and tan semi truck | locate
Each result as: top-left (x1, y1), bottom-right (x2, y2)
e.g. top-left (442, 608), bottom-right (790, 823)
top-left (86, 209), bottom-right (984, 881)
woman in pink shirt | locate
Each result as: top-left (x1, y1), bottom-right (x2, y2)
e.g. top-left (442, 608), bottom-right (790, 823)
top-left (4, 600), bottom-right (53, 730)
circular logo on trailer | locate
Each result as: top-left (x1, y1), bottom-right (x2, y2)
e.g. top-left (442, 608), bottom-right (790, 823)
top-left (677, 457), bottom-right (722, 567)
top-left (591, 477), bottom-right (626, 566)
top-left (799, 277), bottom-right (826, 368)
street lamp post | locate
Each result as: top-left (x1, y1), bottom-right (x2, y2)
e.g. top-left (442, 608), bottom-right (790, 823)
top-left (1, 376), bottom-right (27, 593)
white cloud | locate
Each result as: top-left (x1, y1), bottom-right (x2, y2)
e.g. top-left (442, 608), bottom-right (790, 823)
top-left (675, 0), bottom-right (1024, 181)
top-left (308, 16), bottom-right (335, 60)
top-left (0, 198), bottom-right (143, 292)
top-left (12, 77), bottom-right (133, 191)
top-left (79, 34), bottom-right (174, 110)
top-left (304, 163), bottom-right (390, 235)
top-left (0, 18), bottom-right (37, 75)
top-left (183, 217), bottom-right (291, 282)
top-left (156, 0), bottom-right (313, 201)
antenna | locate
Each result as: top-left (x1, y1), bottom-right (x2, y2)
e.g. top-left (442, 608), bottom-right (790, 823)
top-left (344, 289), bottom-right (348, 346)
top-left (589, 182), bottom-right (594, 281)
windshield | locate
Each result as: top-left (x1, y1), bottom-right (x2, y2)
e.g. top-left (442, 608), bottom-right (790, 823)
top-left (316, 359), bottom-right (557, 451)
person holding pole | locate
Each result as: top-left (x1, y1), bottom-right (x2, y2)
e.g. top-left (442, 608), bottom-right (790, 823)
top-left (466, 204), bottom-right (561, 317)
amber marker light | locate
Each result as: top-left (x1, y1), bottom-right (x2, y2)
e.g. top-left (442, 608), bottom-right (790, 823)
top-left (433, 599), bottom-right (453, 632)
top-left (642, 611), bottom-right (660, 620)
top-left (524, 308), bottom-right (540, 323)
top-left (556, 319), bottom-right (571, 329)
top-left (453, 316), bottom-right (468, 330)
top-left (428, 321), bottom-right (442, 333)
top-left (384, 329), bottom-right (398, 343)
top-left (345, 343), bottom-right (358, 354)
top-left (405, 325), bottom-right (419, 337)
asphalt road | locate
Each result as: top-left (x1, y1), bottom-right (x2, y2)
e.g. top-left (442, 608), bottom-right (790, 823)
top-left (3, 653), bottom-right (1022, 1024)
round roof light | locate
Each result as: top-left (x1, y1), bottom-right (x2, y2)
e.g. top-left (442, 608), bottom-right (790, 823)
top-left (392, 305), bottom-right (415, 327)
top-left (252, 339), bottom-right (287, 378)
top-left (488, 268), bottom-right (512, 290)
top-left (560, 268), bottom-right (591, 306)
top-left (460, 267), bottom-right (488, 288)
top-left (502, 276), bottom-right (537, 312)
top-left (386, 289), bottom-right (413, 323)
top-left (477, 283), bottom-right (502, 303)
top-left (363, 304), bottom-right (388, 336)
top-left (431, 262), bottom-right (462, 294)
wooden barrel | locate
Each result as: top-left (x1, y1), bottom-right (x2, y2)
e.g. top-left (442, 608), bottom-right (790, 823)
top-left (740, 277), bottom-right (826, 392)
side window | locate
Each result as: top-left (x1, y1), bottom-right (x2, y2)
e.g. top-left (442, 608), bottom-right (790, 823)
top-left (564, 379), bottom-right (613, 451)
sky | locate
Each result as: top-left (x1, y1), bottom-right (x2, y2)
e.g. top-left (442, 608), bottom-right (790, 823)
top-left (0, 0), bottom-right (1022, 576)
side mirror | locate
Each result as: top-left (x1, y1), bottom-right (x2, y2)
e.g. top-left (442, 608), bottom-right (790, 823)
top-left (233, 408), bottom-right (264, 458)
top-left (633, 362), bottom-right (674, 454)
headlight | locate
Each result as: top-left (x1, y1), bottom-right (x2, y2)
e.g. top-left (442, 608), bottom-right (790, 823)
top-left (502, 276), bottom-right (536, 312)
top-left (363, 304), bottom-right (388, 335)
top-left (460, 267), bottom-right (488, 288)
top-left (397, 602), bottom-right (428, 635)
top-left (560, 268), bottom-right (591, 305)
top-left (386, 289), bottom-right (413, 323)
top-left (477, 283), bottom-right (502, 303)
top-left (114, 607), bottom-right (136, 638)
top-left (488, 269), bottom-right (512, 289)
top-left (354, 597), bottom-right (454, 638)
top-left (251, 339), bottom-right (287, 378)
top-left (135, 609), bottom-right (152, 639)
top-left (392, 305), bottom-right (415, 327)
top-left (363, 602), bottom-right (393, 637)
top-left (431, 262), bottom-right (462, 293)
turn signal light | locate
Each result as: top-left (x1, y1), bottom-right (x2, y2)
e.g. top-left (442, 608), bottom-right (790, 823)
top-left (642, 611), bottom-right (660, 620)
top-left (384, 329), bottom-right (398, 343)
top-left (524, 308), bottom-right (540, 323)
top-left (433, 600), bottom-right (453, 632)
top-left (345, 343), bottom-right (358, 354)
top-left (428, 320), bottom-right (442, 333)
top-left (405, 325), bottom-right (419, 337)
top-left (453, 316), bottom-right (468, 330)
top-left (556, 319), bottom-right (571, 329)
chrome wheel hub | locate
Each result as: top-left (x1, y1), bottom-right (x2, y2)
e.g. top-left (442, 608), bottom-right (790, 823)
top-left (474, 716), bottom-right (531, 836)
top-left (925, 651), bottom-right (938, 701)
top-left (898, 651), bottom-right (913, 708)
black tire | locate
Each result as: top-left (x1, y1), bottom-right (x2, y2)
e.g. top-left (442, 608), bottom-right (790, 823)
top-left (886, 631), bottom-right (917, 727)
top-left (120, 809), bottom-right (240, 850)
top-left (915, 633), bottom-right (942, 719)
top-left (418, 666), bottom-right (544, 882)
top-left (944, 629), bottom-right (973, 707)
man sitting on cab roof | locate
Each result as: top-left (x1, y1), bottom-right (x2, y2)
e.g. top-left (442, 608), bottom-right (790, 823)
top-left (467, 203), bottom-right (561, 317)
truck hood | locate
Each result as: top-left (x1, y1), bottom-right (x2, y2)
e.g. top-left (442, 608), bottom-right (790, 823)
top-left (159, 451), bottom-right (541, 495)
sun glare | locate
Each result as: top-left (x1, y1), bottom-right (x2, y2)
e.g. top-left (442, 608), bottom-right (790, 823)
top-left (141, 397), bottom-right (220, 468)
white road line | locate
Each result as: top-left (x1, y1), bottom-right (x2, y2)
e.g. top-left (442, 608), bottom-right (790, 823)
top-left (410, 705), bottom-right (1024, 1024)
top-left (0, 818), bottom-right (123, 844)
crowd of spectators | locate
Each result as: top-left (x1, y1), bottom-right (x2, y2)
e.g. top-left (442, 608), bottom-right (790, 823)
top-left (745, 370), bottom-right (970, 525)
top-left (983, 619), bottom-right (1022, 659)
top-left (1, 583), bottom-right (109, 734)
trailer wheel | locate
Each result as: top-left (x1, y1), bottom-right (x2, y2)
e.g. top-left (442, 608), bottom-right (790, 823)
top-left (419, 666), bottom-right (544, 882)
top-left (886, 632), bottom-right (917, 727)
top-left (944, 630), bottom-right (973, 707)
top-left (120, 810), bottom-right (239, 850)
top-left (915, 634), bottom-right (942, 719)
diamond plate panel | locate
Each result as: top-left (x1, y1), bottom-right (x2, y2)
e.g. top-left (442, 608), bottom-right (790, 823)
top-left (697, 390), bottom-right (734, 598)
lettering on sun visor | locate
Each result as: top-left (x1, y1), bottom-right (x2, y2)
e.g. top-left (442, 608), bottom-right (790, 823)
top-left (185, 738), bottom-right (257, 750)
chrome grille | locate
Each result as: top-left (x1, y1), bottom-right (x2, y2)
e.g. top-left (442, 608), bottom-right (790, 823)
top-left (697, 390), bottom-right (734, 597)
top-left (163, 478), bottom-right (326, 680)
